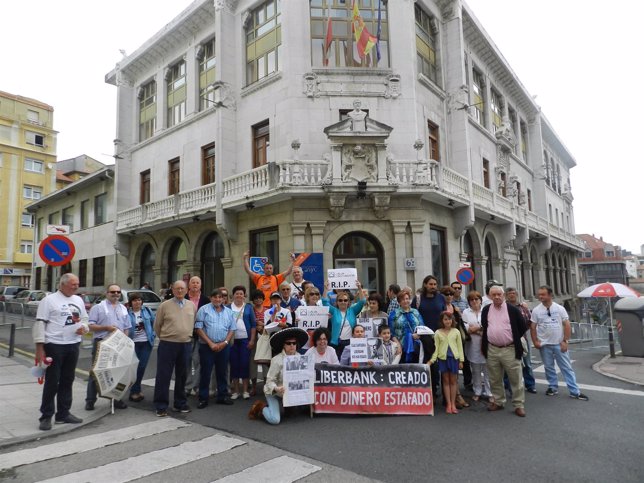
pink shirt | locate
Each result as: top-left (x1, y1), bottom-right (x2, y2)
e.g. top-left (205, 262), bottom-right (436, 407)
top-left (487, 302), bottom-right (514, 346)
top-left (189, 293), bottom-right (201, 309)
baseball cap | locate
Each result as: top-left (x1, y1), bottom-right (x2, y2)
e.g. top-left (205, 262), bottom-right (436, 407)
top-left (270, 291), bottom-right (281, 299)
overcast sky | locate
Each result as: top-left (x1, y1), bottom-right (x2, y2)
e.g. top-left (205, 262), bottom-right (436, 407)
top-left (3, 0), bottom-right (641, 253)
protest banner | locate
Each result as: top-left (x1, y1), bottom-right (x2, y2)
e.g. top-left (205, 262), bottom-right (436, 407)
top-left (327, 268), bottom-right (357, 290)
top-left (283, 354), bottom-right (315, 407)
top-left (313, 363), bottom-right (433, 415)
top-left (350, 338), bottom-right (368, 364)
top-left (295, 306), bottom-right (329, 330)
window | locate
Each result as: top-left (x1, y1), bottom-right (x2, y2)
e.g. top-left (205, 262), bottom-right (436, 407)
top-left (490, 89), bottom-right (503, 133)
top-left (20, 241), bottom-right (33, 254)
top-left (94, 193), bottom-right (107, 225)
top-left (471, 69), bottom-right (485, 126)
top-left (140, 170), bottom-right (151, 204)
top-left (48, 211), bottom-right (60, 224)
top-left (555, 208), bottom-right (559, 226)
top-left (80, 200), bottom-right (89, 229)
top-left (26, 131), bottom-right (44, 147)
top-left (21, 213), bottom-right (34, 227)
top-left (543, 150), bottom-right (550, 185)
top-left (24, 158), bottom-right (44, 173)
top-left (23, 185), bottom-right (42, 200)
top-left (499, 171), bottom-right (507, 197)
top-left (508, 107), bottom-right (517, 139)
top-left (139, 80), bottom-right (156, 141)
top-left (606, 250), bottom-right (615, 258)
top-left (250, 226), bottom-right (279, 273)
top-left (520, 121), bottom-right (528, 160)
top-left (199, 38), bottom-right (217, 110)
top-left (430, 226), bottom-right (448, 287)
top-left (527, 189), bottom-right (532, 211)
top-left (427, 121), bottom-right (439, 161)
top-left (168, 158), bottom-right (180, 195)
top-left (202, 143), bottom-right (216, 185)
top-left (252, 120), bottom-right (270, 168)
top-left (483, 159), bottom-right (490, 189)
top-left (78, 259), bottom-right (87, 287)
top-left (27, 110), bottom-right (39, 123)
top-left (310, 0), bottom-right (389, 69)
top-left (548, 204), bottom-right (553, 223)
top-left (166, 61), bottom-right (186, 127)
top-left (62, 206), bottom-right (73, 232)
top-left (415, 4), bottom-right (438, 83)
top-left (247, 0), bottom-right (282, 84)
top-left (92, 257), bottom-right (105, 286)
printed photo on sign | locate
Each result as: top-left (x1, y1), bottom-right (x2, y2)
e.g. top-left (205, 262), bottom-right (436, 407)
top-left (283, 354), bottom-right (315, 407)
top-left (295, 306), bottom-right (329, 330)
top-left (367, 337), bottom-right (384, 363)
top-left (327, 268), bottom-right (357, 290)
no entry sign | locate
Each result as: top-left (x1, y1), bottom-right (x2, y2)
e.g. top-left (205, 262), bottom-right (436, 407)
top-left (456, 267), bottom-right (475, 286)
top-left (39, 235), bottom-right (76, 267)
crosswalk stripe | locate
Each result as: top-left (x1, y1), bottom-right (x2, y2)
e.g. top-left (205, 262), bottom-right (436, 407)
top-left (0, 418), bottom-right (190, 471)
top-left (37, 434), bottom-right (246, 483)
top-left (212, 455), bottom-right (321, 483)
top-left (142, 377), bottom-right (174, 390)
top-left (534, 378), bottom-right (644, 397)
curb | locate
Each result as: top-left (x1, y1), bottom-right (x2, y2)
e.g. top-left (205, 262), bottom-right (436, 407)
top-left (592, 354), bottom-right (644, 387)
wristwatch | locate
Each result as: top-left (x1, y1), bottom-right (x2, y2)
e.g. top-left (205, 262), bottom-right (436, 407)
top-left (223, 340), bottom-right (229, 345)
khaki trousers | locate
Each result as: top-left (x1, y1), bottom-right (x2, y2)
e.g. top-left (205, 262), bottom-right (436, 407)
top-left (487, 344), bottom-right (525, 408)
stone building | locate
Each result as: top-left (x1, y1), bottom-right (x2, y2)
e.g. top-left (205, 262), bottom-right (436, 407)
top-left (106, 0), bottom-right (583, 304)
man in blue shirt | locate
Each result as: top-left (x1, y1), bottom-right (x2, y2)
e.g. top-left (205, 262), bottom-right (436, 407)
top-left (195, 289), bottom-right (235, 408)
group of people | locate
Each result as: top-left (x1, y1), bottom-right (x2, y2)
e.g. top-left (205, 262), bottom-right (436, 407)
top-left (33, 258), bottom-right (588, 430)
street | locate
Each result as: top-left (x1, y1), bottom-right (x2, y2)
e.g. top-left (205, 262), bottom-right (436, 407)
top-left (1, 315), bottom-right (643, 482)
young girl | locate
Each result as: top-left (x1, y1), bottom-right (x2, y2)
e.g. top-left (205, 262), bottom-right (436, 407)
top-left (430, 311), bottom-right (464, 414)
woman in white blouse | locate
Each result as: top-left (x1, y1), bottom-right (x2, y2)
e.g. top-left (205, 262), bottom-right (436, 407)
top-left (461, 290), bottom-right (492, 402)
top-left (305, 327), bottom-right (339, 365)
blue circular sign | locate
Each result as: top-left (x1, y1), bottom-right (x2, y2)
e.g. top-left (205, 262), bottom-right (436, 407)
top-left (456, 267), bottom-right (475, 285)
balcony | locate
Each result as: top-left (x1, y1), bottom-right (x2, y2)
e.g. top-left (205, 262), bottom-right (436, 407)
top-left (115, 159), bottom-right (584, 250)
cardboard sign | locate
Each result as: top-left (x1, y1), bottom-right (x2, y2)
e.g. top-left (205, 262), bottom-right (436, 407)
top-left (295, 306), bottom-right (329, 330)
top-left (350, 338), bottom-right (368, 363)
top-left (327, 268), bottom-right (357, 290)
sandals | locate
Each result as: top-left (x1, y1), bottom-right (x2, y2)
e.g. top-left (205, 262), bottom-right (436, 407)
top-left (455, 394), bottom-right (470, 408)
top-left (129, 393), bottom-right (144, 402)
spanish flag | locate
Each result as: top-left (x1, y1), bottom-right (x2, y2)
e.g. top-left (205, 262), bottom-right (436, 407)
top-left (352, 1), bottom-right (377, 59)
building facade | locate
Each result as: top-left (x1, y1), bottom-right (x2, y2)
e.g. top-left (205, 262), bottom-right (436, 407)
top-left (106, 0), bottom-right (584, 308)
top-left (28, 166), bottom-right (126, 292)
top-left (577, 234), bottom-right (628, 286)
top-left (0, 90), bottom-right (57, 286)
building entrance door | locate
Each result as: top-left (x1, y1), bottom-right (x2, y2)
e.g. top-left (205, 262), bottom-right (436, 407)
top-left (333, 232), bottom-right (383, 293)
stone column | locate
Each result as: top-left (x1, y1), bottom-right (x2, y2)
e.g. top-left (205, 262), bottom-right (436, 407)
top-left (410, 221), bottom-right (429, 289)
top-left (474, 256), bottom-right (488, 290)
top-left (308, 221), bottom-right (326, 253)
top-left (291, 222), bottom-right (308, 254)
top-left (391, 220), bottom-right (409, 287)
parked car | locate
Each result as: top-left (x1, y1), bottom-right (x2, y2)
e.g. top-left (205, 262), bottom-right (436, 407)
top-left (94, 288), bottom-right (162, 314)
top-left (79, 292), bottom-right (102, 312)
top-left (0, 286), bottom-right (29, 302)
top-left (24, 291), bottom-right (51, 316)
top-left (6, 290), bottom-right (48, 314)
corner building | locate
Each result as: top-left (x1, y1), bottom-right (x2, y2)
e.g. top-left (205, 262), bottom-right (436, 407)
top-left (107, 0), bottom-right (583, 310)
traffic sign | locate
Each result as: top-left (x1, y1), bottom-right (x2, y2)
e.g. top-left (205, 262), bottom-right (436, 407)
top-left (39, 235), bottom-right (76, 267)
top-left (456, 267), bottom-right (475, 286)
top-left (46, 224), bottom-right (70, 235)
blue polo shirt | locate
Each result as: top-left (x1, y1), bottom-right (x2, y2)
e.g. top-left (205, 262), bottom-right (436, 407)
top-left (195, 304), bottom-right (235, 343)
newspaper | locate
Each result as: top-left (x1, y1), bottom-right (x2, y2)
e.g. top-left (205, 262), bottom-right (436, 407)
top-left (283, 354), bottom-right (315, 407)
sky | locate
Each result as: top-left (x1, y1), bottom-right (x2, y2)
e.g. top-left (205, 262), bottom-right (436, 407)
top-left (3, 0), bottom-right (641, 253)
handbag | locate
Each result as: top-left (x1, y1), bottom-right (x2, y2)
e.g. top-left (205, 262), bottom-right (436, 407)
top-left (254, 331), bottom-right (272, 363)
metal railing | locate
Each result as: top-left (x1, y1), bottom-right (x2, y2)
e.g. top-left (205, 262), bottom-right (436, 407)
top-left (568, 322), bottom-right (619, 350)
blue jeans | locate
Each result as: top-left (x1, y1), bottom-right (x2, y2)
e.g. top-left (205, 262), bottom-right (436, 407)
top-left (539, 344), bottom-right (581, 395)
top-left (40, 342), bottom-right (79, 420)
top-left (130, 341), bottom-right (153, 395)
top-left (262, 394), bottom-right (282, 425)
top-left (198, 343), bottom-right (230, 402)
top-left (153, 340), bottom-right (191, 411)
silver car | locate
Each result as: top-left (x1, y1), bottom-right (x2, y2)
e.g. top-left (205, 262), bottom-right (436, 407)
top-left (95, 288), bottom-right (162, 314)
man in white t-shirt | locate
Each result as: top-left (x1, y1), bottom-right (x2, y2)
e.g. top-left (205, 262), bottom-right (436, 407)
top-left (531, 285), bottom-right (588, 401)
top-left (33, 273), bottom-right (89, 431)
top-left (289, 266), bottom-right (307, 300)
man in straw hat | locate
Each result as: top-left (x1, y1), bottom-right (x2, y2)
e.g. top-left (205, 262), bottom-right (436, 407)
top-left (248, 326), bottom-right (308, 424)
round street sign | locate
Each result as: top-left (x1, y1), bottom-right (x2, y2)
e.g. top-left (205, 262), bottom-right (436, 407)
top-left (456, 267), bottom-right (475, 286)
top-left (39, 235), bottom-right (76, 267)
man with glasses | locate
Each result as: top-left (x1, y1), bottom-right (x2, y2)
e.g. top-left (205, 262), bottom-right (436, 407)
top-left (279, 282), bottom-right (302, 316)
top-left (530, 286), bottom-right (589, 401)
top-left (450, 282), bottom-right (469, 313)
top-left (85, 284), bottom-right (131, 411)
top-left (153, 280), bottom-right (196, 417)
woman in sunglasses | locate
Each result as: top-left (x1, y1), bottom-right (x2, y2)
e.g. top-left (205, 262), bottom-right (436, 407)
top-left (322, 279), bottom-right (365, 359)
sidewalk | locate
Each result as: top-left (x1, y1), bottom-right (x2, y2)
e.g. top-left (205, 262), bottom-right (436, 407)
top-left (0, 352), bottom-right (111, 450)
top-left (593, 354), bottom-right (644, 386)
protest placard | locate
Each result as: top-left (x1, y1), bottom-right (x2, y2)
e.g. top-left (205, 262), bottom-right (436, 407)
top-left (327, 268), bottom-right (357, 290)
top-left (283, 354), bottom-right (315, 407)
top-left (367, 337), bottom-right (384, 363)
top-left (314, 363), bottom-right (433, 415)
top-left (358, 317), bottom-right (387, 338)
top-left (295, 306), bottom-right (329, 330)
top-left (350, 338), bottom-right (368, 363)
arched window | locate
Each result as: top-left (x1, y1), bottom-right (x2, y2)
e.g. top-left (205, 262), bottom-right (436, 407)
top-left (201, 232), bottom-right (225, 295)
top-left (333, 232), bottom-right (383, 293)
top-left (140, 244), bottom-right (155, 289)
top-left (167, 239), bottom-right (187, 284)
top-left (484, 237), bottom-right (494, 282)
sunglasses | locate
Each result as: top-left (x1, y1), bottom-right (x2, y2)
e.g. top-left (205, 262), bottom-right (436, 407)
top-left (109, 291), bottom-right (121, 294)
top-left (547, 308), bottom-right (551, 317)
top-left (284, 341), bottom-right (297, 346)
top-left (452, 287), bottom-right (462, 290)
top-left (310, 292), bottom-right (321, 296)
top-left (337, 299), bottom-right (349, 303)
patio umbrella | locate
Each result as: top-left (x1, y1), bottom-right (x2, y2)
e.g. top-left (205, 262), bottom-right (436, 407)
top-left (577, 282), bottom-right (640, 357)
top-left (90, 330), bottom-right (138, 408)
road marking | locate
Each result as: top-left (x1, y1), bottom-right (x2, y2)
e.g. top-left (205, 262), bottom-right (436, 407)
top-left (37, 434), bottom-right (245, 483)
top-left (532, 362), bottom-right (576, 375)
top-left (212, 455), bottom-right (321, 483)
top-left (0, 419), bottom-right (190, 471)
top-left (534, 378), bottom-right (644, 397)
top-left (142, 377), bottom-right (174, 390)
